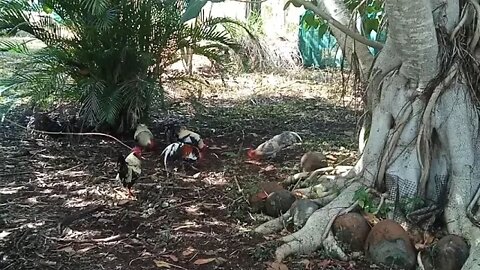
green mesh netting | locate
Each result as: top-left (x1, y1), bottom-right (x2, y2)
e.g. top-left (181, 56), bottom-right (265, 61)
top-left (298, 10), bottom-right (386, 69)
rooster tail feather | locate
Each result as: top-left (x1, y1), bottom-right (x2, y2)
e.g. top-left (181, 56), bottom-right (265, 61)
top-left (163, 151), bottom-right (169, 172)
top-left (291, 131), bottom-right (302, 142)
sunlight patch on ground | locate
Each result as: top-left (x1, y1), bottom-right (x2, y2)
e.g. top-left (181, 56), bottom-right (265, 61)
top-left (185, 204), bottom-right (201, 215)
top-left (64, 197), bottom-right (95, 208)
top-left (201, 172), bottom-right (229, 186)
top-left (0, 186), bottom-right (26, 194)
top-left (0, 230), bottom-right (12, 240)
top-left (63, 229), bottom-right (102, 240)
top-left (52, 180), bottom-right (85, 190)
top-left (25, 196), bottom-right (41, 205)
top-left (167, 70), bottom-right (358, 109)
top-left (55, 170), bottom-right (89, 178)
top-left (39, 188), bottom-right (53, 194)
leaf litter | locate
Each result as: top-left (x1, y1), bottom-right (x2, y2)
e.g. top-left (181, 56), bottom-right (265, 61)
top-left (0, 70), bottom-right (376, 269)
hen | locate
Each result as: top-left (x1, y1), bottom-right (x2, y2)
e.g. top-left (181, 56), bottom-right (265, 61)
top-left (248, 131), bottom-right (302, 160)
top-left (134, 124), bottom-right (156, 151)
top-left (116, 146), bottom-right (143, 198)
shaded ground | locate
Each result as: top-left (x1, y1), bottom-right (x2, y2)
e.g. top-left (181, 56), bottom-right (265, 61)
top-left (1, 51), bottom-right (372, 269)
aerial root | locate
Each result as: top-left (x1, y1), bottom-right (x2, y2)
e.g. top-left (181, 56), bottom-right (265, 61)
top-left (467, 185), bottom-right (480, 227)
top-left (275, 226), bottom-right (322, 262)
top-left (416, 65), bottom-right (458, 196)
top-left (254, 212), bottom-right (291, 234)
top-left (324, 232), bottom-right (348, 261)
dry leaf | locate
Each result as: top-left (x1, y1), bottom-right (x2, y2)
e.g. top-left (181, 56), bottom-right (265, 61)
top-left (318, 259), bottom-right (333, 268)
top-left (300, 259), bottom-right (312, 269)
top-left (424, 231), bottom-right (435, 245)
top-left (193, 258), bottom-right (215, 265)
top-left (260, 165), bottom-right (276, 173)
top-left (415, 243), bottom-right (428, 250)
top-left (56, 246), bottom-right (75, 254)
top-left (154, 260), bottom-right (172, 268)
top-left (267, 261), bottom-right (289, 270)
top-left (363, 212), bottom-right (380, 225)
top-left (76, 246), bottom-right (95, 254)
top-left (244, 160), bottom-right (262, 165)
top-left (182, 247), bottom-right (195, 257)
top-left (117, 199), bottom-right (130, 206)
top-left (161, 254), bottom-right (179, 262)
top-left (192, 172), bottom-right (201, 179)
top-left (209, 145), bottom-right (222, 150)
top-left (215, 257), bottom-right (227, 264)
top-left (326, 154), bottom-right (337, 161)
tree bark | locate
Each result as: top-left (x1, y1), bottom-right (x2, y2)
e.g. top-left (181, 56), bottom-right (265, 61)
top-left (256, 1), bottom-right (480, 268)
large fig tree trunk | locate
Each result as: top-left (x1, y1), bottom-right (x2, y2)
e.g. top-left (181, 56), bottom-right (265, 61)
top-left (256, 0), bottom-right (480, 268)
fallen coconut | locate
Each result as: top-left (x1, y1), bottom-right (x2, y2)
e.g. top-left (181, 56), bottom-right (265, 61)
top-left (248, 181), bottom-right (285, 213)
top-left (431, 234), bottom-right (469, 270)
top-left (300, 151), bottom-right (327, 172)
top-left (365, 219), bottom-right (416, 270)
top-left (264, 190), bottom-right (296, 217)
top-left (289, 199), bottom-right (320, 230)
top-left (332, 212), bottom-right (371, 252)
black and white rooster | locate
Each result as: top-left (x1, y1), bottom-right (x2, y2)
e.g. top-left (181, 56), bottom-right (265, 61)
top-left (160, 142), bottom-right (201, 176)
top-left (116, 146), bottom-right (143, 198)
top-left (166, 125), bottom-right (207, 152)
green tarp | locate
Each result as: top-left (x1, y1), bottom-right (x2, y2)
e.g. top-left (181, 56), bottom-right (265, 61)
top-left (298, 10), bottom-right (385, 68)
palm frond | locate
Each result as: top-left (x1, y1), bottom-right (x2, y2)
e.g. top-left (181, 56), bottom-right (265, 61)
top-left (0, 39), bottom-right (29, 53)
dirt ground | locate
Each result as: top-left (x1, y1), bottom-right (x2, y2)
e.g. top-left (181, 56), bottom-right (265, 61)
top-left (0, 67), bottom-right (376, 269)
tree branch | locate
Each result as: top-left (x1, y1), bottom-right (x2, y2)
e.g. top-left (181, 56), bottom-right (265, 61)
top-left (292, 0), bottom-right (383, 49)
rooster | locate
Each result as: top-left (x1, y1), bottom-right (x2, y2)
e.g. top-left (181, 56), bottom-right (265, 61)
top-left (160, 142), bottom-right (201, 176)
top-left (166, 125), bottom-right (207, 158)
top-left (134, 124), bottom-right (156, 151)
top-left (116, 146), bottom-right (143, 198)
top-left (248, 131), bottom-right (302, 160)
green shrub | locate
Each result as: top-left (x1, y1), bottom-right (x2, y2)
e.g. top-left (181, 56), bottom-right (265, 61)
top-left (0, 0), bottom-right (252, 132)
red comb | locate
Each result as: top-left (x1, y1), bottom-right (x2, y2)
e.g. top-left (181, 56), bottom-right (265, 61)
top-left (247, 148), bottom-right (257, 159)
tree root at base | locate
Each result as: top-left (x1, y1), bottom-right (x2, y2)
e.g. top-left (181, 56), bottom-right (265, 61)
top-left (254, 211), bottom-right (291, 234)
top-left (261, 182), bottom-right (363, 262)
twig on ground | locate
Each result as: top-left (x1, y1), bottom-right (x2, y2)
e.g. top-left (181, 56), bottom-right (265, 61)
top-left (55, 164), bottom-right (82, 174)
top-left (2, 118), bottom-right (132, 150)
top-left (234, 176), bottom-right (250, 205)
top-left (46, 234), bottom-right (126, 243)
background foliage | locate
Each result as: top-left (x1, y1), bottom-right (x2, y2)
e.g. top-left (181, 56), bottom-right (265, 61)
top-left (0, 0), bottom-right (251, 132)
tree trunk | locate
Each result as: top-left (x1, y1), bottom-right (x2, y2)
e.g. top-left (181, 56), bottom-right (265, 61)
top-left (256, 0), bottom-right (480, 268)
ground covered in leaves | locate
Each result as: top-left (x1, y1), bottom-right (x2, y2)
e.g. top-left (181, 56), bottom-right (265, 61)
top-left (1, 51), bottom-right (374, 269)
